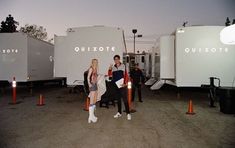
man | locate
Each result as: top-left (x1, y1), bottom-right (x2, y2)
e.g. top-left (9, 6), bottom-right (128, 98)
top-left (110, 55), bottom-right (131, 120)
top-left (130, 63), bottom-right (145, 102)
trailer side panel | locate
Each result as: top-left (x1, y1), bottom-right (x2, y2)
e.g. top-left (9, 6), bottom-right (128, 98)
top-left (0, 33), bottom-right (28, 82)
top-left (175, 26), bottom-right (235, 87)
top-left (27, 36), bottom-right (54, 81)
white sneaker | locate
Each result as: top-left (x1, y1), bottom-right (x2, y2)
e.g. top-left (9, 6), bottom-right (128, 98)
top-left (127, 114), bottom-right (131, 120)
top-left (114, 112), bottom-right (122, 118)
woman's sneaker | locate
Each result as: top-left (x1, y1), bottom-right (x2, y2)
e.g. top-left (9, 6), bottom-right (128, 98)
top-left (127, 114), bottom-right (131, 120)
top-left (114, 112), bottom-right (122, 118)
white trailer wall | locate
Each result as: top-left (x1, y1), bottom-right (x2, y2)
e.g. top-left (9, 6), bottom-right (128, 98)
top-left (135, 54), bottom-right (145, 71)
top-left (27, 37), bottom-right (54, 81)
top-left (54, 36), bottom-right (67, 78)
top-left (154, 55), bottom-right (160, 78)
top-left (175, 26), bottom-right (235, 87)
top-left (0, 33), bottom-right (28, 82)
top-left (145, 47), bottom-right (160, 86)
top-left (151, 47), bottom-right (160, 78)
top-left (54, 26), bottom-right (125, 85)
top-left (0, 33), bottom-right (54, 82)
top-left (144, 53), bottom-right (150, 77)
top-left (160, 35), bottom-right (175, 79)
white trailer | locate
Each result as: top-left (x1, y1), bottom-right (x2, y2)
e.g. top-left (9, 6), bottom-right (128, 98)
top-left (151, 26), bottom-right (235, 90)
top-left (135, 53), bottom-right (145, 71)
top-left (0, 33), bottom-right (54, 83)
top-left (124, 52), bottom-right (145, 73)
top-left (144, 52), bottom-right (151, 78)
top-left (54, 26), bottom-right (126, 85)
top-left (145, 47), bottom-right (160, 86)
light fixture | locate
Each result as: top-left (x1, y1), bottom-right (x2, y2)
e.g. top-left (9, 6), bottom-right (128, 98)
top-left (177, 28), bottom-right (185, 33)
top-left (220, 24), bottom-right (235, 45)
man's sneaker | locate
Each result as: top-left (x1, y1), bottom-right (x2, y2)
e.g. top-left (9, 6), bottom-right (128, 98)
top-left (114, 112), bottom-right (122, 118)
top-left (127, 114), bottom-right (131, 120)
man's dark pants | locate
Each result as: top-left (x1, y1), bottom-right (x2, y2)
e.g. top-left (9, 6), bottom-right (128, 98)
top-left (132, 83), bottom-right (142, 102)
top-left (115, 85), bottom-right (130, 114)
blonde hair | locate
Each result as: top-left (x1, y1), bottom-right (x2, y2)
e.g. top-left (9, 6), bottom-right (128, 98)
top-left (90, 59), bottom-right (98, 71)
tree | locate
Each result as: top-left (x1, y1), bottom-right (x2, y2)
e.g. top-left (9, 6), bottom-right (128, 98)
top-left (20, 24), bottom-right (48, 41)
top-left (0, 14), bottom-right (19, 33)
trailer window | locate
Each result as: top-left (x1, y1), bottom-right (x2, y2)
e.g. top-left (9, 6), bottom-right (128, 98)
top-left (126, 56), bottom-right (129, 63)
top-left (141, 56), bottom-right (145, 63)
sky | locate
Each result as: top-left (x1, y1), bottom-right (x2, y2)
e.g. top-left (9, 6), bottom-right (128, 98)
top-left (0, 0), bottom-right (235, 52)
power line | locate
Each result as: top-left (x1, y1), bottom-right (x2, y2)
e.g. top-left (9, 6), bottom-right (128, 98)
top-left (125, 33), bottom-right (163, 39)
top-left (125, 40), bottom-right (156, 44)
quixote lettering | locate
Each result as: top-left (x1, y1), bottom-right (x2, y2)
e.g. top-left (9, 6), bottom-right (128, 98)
top-left (74, 46), bottom-right (116, 52)
top-left (0, 49), bottom-right (19, 54)
top-left (184, 47), bottom-right (229, 53)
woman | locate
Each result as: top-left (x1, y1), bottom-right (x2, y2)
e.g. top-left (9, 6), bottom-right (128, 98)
top-left (87, 59), bottom-right (98, 123)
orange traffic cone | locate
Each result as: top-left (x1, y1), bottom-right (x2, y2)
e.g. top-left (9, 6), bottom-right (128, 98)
top-left (124, 69), bottom-right (129, 84)
top-left (37, 94), bottom-right (45, 106)
top-left (127, 81), bottom-right (136, 113)
top-left (186, 100), bottom-right (195, 115)
top-left (83, 97), bottom-right (90, 111)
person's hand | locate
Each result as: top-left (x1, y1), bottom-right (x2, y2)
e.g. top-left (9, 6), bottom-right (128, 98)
top-left (122, 84), bottom-right (127, 87)
top-left (109, 64), bottom-right (113, 70)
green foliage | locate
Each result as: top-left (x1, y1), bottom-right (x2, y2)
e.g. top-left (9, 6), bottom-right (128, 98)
top-left (20, 24), bottom-right (48, 41)
top-left (0, 14), bottom-right (19, 33)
